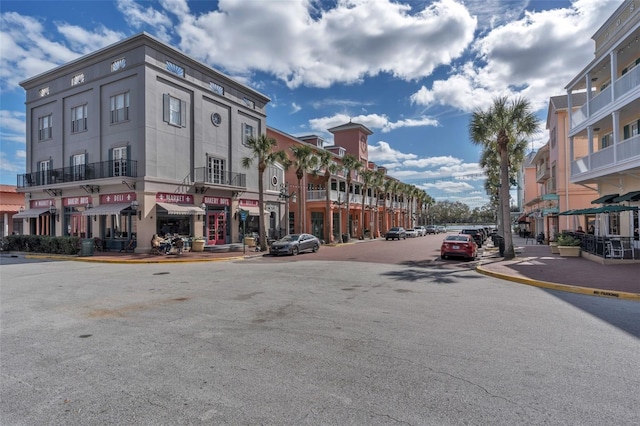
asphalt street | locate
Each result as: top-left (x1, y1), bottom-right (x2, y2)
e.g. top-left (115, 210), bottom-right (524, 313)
top-left (1, 256), bottom-right (638, 425)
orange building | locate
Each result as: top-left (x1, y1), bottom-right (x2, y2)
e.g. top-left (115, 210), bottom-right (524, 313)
top-left (268, 122), bottom-right (420, 243)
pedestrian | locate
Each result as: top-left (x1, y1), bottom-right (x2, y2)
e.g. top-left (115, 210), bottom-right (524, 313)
top-left (576, 226), bottom-right (585, 233)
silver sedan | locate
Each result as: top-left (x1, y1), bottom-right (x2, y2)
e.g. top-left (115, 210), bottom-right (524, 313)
top-left (269, 233), bottom-right (321, 256)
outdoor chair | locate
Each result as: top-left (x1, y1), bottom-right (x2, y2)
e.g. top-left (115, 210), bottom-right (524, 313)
top-left (607, 239), bottom-right (632, 259)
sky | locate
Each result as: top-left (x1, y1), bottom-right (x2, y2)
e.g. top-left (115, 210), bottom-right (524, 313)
top-left (0, 0), bottom-right (624, 208)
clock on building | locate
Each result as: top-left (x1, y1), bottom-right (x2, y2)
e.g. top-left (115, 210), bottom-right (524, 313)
top-left (211, 112), bottom-right (222, 126)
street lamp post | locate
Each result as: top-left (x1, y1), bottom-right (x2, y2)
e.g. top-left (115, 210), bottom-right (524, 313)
top-left (279, 183), bottom-right (296, 237)
top-left (333, 193), bottom-right (346, 243)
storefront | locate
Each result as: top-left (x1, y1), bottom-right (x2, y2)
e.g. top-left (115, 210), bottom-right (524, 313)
top-left (155, 192), bottom-right (204, 238)
top-left (238, 198), bottom-right (260, 241)
top-left (83, 192), bottom-right (137, 251)
top-left (202, 195), bottom-right (231, 245)
top-left (13, 199), bottom-right (56, 236)
top-left (63, 195), bottom-right (92, 238)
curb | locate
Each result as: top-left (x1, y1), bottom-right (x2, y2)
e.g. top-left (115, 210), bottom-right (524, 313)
top-left (476, 264), bottom-right (640, 301)
top-left (23, 254), bottom-right (252, 264)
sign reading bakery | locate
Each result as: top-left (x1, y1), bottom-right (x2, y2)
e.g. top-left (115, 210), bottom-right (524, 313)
top-left (203, 196), bottom-right (231, 206)
top-left (63, 196), bottom-right (92, 207)
top-left (156, 192), bottom-right (193, 204)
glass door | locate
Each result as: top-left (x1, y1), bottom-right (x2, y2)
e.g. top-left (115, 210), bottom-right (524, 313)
top-left (206, 212), bottom-right (226, 245)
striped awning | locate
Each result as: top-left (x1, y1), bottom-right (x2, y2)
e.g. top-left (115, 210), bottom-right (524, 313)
top-left (82, 203), bottom-right (131, 216)
top-left (591, 194), bottom-right (619, 204)
top-left (612, 191), bottom-right (640, 203)
top-left (156, 202), bottom-right (205, 216)
top-left (13, 206), bottom-right (51, 218)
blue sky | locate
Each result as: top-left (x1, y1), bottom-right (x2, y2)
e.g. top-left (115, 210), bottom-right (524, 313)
top-left (0, 0), bottom-right (623, 208)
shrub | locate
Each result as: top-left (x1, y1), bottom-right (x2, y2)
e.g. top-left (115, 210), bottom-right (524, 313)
top-left (3, 235), bottom-right (80, 254)
top-left (557, 233), bottom-right (582, 246)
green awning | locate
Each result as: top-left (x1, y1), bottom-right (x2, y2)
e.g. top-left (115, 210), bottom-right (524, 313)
top-left (556, 205), bottom-right (637, 215)
top-left (612, 191), bottom-right (640, 203)
top-left (591, 194), bottom-right (619, 204)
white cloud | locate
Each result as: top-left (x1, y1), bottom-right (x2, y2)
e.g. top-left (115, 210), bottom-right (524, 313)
top-left (409, 0), bottom-right (622, 113)
top-left (171, 0), bottom-right (476, 88)
top-left (0, 111), bottom-right (26, 140)
top-left (290, 102), bottom-right (302, 114)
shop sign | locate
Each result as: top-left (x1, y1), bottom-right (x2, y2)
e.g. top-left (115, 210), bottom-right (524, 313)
top-left (203, 196), bottom-right (231, 206)
top-left (239, 199), bottom-right (259, 207)
top-left (101, 192), bottom-right (136, 204)
top-left (63, 196), bottom-right (91, 207)
top-left (156, 192), bottom-right (193, 204)
top-left (31, 199), bottom-right (54, 208)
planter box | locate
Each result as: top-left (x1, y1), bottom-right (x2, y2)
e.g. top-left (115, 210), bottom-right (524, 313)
top-left (558, 245), bottom-right (580, 257)
top-left (191, 240), bottom-right (205, 252)
top-left (549, 243), bottom-right (559, 254)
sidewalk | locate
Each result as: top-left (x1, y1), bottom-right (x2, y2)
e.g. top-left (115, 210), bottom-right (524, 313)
top-left (477, 235), bottom-right (640, 301)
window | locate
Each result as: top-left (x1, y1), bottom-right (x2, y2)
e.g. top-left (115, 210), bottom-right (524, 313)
top-left (243, 97), bottom-right (255, 109)
top-left (242, 123), bottom-right (254, 146)
top-left (166, 61), bottom-right (185, 77)
top-left (71, 105), bottom-right (87, 133)
top-left (207, 156), bottom-right (226, 184)
top-left (112, 146), bottom-right (128, 177)
top-left (111, 58), bottom-right (126, 72)
top-left (623, 120), bottom-right (639, 140)
top-left (71, 73), bottom-right (85, 86)
top-left (210, 81), bottom-right (224, 95)
top-left (39, 160), bottom-right (51, 185)
top-left (163, 94), bottom-right (186, 127)
top-left (601, 133), bottom-right (613, 149)
top-left (38, 115), bottom-right (52, 141)
top-left (110, 92), bottom-right (129, 123)
top-left (72, 154), bottom-right (86, 179)
top-left (39, 87), bottom-right (49, 97)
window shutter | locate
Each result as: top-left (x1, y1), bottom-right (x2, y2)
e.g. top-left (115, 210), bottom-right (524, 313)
top-left (181, 100), bottom-right (186, 127)
top-left (70, 155), bottom-right (74, 168)
top-left (624, 125), bottom-right (630, 139)
top-left (163, 94), bottom-right (170, 123)
top-left (241, 123), bottom-right (246, 144)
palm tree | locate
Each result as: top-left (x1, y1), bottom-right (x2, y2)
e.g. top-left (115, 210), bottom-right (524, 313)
top-left (388, 179), bottom-right (400, 228)
top-left (241, 134), bottom-right (288, 252)
top-left (370, 169), bottom-right (385, 238)
top-left (381, 177), bottom-right (393, 234)
top-left (289, 144), bottom-right (318, 234)
top-left (359, 168), bottom-right (375, 239)
top-left (469, 96), bottom-right (538, 259)
top-left (314, 150), bottom-right (340, 243)
top-left (341, 154), bottom-right (363, 239)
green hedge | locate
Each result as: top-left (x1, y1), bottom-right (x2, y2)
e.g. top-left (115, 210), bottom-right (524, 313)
top-left (2, 235), bottom-right (80, 255)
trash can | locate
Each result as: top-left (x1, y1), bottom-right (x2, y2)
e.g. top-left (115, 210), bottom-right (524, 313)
top-left (80, 238), bottom-right (94, 256)
top-left (342, 234), bottom-right (349, 243)
top-left (493, 235), bottom-right (505, 257)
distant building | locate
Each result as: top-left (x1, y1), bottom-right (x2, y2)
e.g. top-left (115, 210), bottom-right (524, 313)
top-left (0, 185), bottom-right (24, 236)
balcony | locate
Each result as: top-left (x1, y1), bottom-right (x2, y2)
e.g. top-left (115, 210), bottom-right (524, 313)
top-left (572, 66), bottom-right (640, 129)
top-left (536, 163), bottom-right (550, 183)
top-left (17, 160), bottom-right (138, 188)
top-left (571, 134), bottom-right (640, 179)
top-left (191, 167), bottom-right (246, 188)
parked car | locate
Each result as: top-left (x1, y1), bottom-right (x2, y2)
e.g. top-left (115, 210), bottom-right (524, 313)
top-left (269, 233), bottom-right (320, 256)
top-left (459, 228), bottom-right (483, 247)
top-left (441, 234), bottom-right (478, 260)
top-left (405, 228), bottom-right (418, 238)
top-left (425, 225), bottom-right (438, 234)
top-left (437, 225), bottom-right (447, 234)
top-left (385, 227), bottom-right (407, 240)
top-left (415, 226), bottom-right (427, 236)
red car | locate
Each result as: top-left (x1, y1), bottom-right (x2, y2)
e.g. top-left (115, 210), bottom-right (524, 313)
top-left (441, 234), bottom-right (477, 260)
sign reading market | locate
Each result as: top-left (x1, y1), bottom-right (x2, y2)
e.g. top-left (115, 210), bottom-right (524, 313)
top-left (156, 192), bottom-right (193, 204)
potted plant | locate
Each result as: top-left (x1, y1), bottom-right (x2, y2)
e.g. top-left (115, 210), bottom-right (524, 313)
top-left (557, 233), bottom-right (581, 257)
top-left (191, 237), bottom-right (205, 252)
top-left (549, 238), bottom-right (559, 254)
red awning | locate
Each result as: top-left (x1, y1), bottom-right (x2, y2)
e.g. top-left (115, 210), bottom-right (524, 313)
top-left (516, 214), bottom-right (529, 223)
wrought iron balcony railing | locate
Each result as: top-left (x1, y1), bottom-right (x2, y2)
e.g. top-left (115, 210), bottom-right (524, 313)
top-left (17, 160), bottom-right (138, 188)
top-left (191, 167), bottom-right (246, 188)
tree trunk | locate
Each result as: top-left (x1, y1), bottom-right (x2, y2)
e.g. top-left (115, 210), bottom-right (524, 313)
top-left (499, 142), bottom-right (515, 259)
